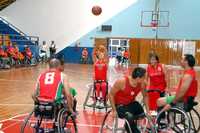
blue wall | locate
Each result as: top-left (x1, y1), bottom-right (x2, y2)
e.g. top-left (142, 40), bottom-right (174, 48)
top-left (60, 0), bottom-right (200, 63)
top-left (57, 47), bottom-right (93, 64)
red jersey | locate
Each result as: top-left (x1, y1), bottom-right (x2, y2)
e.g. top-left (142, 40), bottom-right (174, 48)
top-left (115, 77), bottom-right (141, 105)
top-left (123, 51), bottom-right (129, 58)
top-left (37, 69), bottom-right (64, 102)
top-left (176, 69), bottom-right (198, 102)
top-left (26, 48), bottom-right (32, 58)
top-left (7, 46), bottom-right (15, 55)
top-left (147, 63), bottom-right (166, 92)
top-left (94, 60), bottom-right (107, 81)
top-left (0, 48), bottom-right (8, 57)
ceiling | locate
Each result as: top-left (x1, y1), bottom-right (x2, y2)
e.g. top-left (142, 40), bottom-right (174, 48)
top-left (0, 0), bottom-right (16, 11)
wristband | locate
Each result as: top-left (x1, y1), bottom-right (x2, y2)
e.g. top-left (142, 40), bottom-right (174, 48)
top-left (170, 102), bottom-right (175, 107)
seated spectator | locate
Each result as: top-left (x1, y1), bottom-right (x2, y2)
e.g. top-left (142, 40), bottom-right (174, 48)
top-left (0, 45), bottom-right (10, 68)
top-left (0, 46), bottom-right (8, 58)
top-left (24, 45), bottom-right (32, 59)
top-left (7, 44), bottom-right (18, 60)
top-left (23, 45), bottom-right (33, 65)
top-left (13, 44), bottom-right (24, 63)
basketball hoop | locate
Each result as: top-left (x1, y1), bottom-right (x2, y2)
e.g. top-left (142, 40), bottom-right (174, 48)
top-left (151, 20), bottom-right (158, 31)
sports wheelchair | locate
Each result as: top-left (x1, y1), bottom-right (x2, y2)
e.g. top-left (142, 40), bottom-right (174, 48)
top-left (20, 100), bottom-right (78, 133)
top-left (144, 89), bottom-right (200, 133)
top-left (99, 108), bottom-right (155, 133)
top-left (83, 80), bottom-right (111, 112)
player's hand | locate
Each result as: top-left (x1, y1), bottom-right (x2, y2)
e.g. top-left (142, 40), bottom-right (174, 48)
top-left (162, 104), bottom-right (171, 112)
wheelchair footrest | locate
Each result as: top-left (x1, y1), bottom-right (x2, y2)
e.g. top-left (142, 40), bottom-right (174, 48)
top-left (38, 128), bottom-right (57, 133)
top-left (84, 103), bottom-right (111, 109)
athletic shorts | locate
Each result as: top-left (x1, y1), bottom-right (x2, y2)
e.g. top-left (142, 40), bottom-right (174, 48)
top-left (166, 95), bottom-right (175, 104)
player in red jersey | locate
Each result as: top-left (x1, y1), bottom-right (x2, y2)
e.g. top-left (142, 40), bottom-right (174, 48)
top-left (94, 52), bottom-right (108, 100)
top-left (32, 58), bottom-right (73, 113)
top-left (157, 54), bottom-right (198, 111)
top-left (146, 54), bottom-right (167, 110)
top-left (122, 49), bottom-right (129, 64)
top-left (109, 67), bottom-right (149, 133)
top-left (81, 48), bottom-right (88, 64)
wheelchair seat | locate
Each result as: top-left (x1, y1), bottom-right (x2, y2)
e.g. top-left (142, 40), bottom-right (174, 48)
top-left (34, 101), bottom-right (56, 119)
top-left (83, 82), bottom-right (111, 112)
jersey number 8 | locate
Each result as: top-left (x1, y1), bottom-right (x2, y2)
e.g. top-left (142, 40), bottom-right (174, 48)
top-left (45, 72), bottom-right (55, 84)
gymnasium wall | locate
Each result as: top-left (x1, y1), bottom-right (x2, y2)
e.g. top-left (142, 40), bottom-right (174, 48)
top-left (58, 0), bottom-right (200, 65)
top-left (73, 0), bottom-right (200, 48)
top-left (0, 0), bottom-right (138, 52)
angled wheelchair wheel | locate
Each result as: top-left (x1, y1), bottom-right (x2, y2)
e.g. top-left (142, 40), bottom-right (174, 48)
top-left (83, 84), bottom-right (93, 110)
top-left (136, 113), bottom-right (156, 133)
top-left (188, 108), bottom-right (200, 132)
top-left (99, 110), bottom-right (114, 133)
top-left (156, 107), bottom-right (191, 133)
top-left (99, 109), bottom-right (130, 133)
top-left (57, 108), bottom-right (78, 133)
top-left (20, 109), bottom-right (42, 133)
top-left (31, 57), bottom-right (38, 66)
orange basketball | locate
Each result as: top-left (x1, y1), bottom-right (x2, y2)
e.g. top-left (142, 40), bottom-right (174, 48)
top-left (92, 5), bottom-right (102, 16)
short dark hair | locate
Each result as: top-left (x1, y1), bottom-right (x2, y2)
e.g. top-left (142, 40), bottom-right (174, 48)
top-left (132, 67), bottom-right (146, 79)
top-left (49, 58), bottom-right (60, 68)
top-left (184, 54), bottom-right (195, 67)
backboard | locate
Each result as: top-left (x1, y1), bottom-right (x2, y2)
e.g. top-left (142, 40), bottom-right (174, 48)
top-left (141, 10), bottom-right (169, 28)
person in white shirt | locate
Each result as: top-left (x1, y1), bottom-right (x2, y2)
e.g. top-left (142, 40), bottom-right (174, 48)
top-left (40, 41), bottom-right (48, 62)
top-left (49, 41), bottom-right (56, 58)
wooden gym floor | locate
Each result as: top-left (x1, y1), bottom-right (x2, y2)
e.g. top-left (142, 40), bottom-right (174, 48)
top-left (0, 63), bottom-right (199, 132)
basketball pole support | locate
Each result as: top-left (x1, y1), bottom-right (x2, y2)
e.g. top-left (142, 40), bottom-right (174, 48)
top-left (153, 0), bottom-right (160, 41)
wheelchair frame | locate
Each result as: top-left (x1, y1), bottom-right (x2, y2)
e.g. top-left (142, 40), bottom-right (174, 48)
top-left (99, 108), bottom-right (155, 133)
top-left (83, 81), bottom-right (111, 112)
top-left (20, 101), bottom-right (78, 133)
top-left (144, 89), bottom-right (200, 133)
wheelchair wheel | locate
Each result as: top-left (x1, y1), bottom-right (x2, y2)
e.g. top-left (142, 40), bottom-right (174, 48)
top-left (83, 84), bottom-right (93, 110)
top-left (188, 108), bottom-right (200, 132)
top-left (99, 109), bottom-right (131, 133)
top-left (20, 110), bottom-right (42, 133)
top-left (31, 57), bottom-right (38, 66)
top-left (156, 107), bottom-right (191, 133)
top-left (57, 108), bottom-right (78, 133)
top-left (136, 113), bottom-right (156, 133)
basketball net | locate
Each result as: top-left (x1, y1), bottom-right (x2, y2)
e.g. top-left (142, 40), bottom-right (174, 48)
top-left (151, 20), bottom-right (158, 31)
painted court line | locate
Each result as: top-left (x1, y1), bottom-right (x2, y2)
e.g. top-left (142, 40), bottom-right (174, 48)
top-left (0, 78), bottom-right (35, 83)
top-left (2, 121), bottom-right (20, 131)
top-left (0, 103), bottom-right (33, 106)
top-left (9, 118), bottom-right (101, 128)
top-left (0, 113), bottom-right (28, 123)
